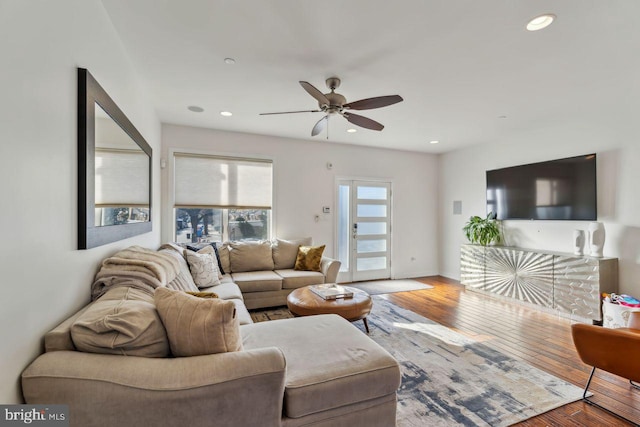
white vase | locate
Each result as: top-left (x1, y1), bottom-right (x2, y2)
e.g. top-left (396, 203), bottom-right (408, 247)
top-left (573, 229), bottom-right (585, 255)
top-left (588, 222), bottom-right (605, 257)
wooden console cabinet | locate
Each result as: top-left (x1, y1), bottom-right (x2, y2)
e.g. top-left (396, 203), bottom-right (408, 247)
top-left (460, 244), bottom-right (618, 322)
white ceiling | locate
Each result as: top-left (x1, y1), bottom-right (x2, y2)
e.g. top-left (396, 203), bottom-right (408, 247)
top-left (100, 0), bottom-right (640, 153)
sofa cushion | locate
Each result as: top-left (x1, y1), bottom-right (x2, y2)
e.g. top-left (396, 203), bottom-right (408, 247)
top-left (70, 287), bottom-right (170, 357)
top-left (217, 242), bottom-right (231, 274)
top-left (294, 245), bottom-right (325, 272)
top-left (241, 315), bottom-right (400, 418)
top-left (272, 237), bottom-right (312, 270)
top-left (159, 247), bottom-right (199, 292)
top-left (275, 269), bottom-right (325, 289)
top-left (185, 246), bottom-right (222, 288)
top-left (231, 271), bottom-right (283, 293)
top-left (155, 287), bottom-right (243, 356)
top-left (229, 240), bottom-right (274, 273)
top-left (198, 282), bottom-right (244, 301)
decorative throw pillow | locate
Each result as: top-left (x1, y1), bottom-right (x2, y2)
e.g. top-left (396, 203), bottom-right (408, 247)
top-left (184, 246), bottom-right (221, 288)
top-left (294, 245), bottom-right (326, 272)
top-left (185, 291), bottom-right (219, 298)
top-left (154, 287), bottom-right (242, 357)
top-left (272, 237), bottom-right (313, 270)
top-left (186, 243), bottom-right (225, 276)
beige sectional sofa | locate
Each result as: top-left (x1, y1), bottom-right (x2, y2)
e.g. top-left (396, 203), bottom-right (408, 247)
top-left (21, 241), bottom-right (401, 426)
top-left (190, 238), bottom-right (341, 310)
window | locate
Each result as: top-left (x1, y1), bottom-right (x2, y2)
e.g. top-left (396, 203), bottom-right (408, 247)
top-left (173, 153), bottom-right (273, 243)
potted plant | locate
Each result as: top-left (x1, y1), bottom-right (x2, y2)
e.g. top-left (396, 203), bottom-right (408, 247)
top-left (463, 212), bottom-right (501, 246)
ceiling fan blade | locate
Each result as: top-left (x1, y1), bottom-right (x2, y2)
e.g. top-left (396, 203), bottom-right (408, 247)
top-left (343, 112), bottom-right (384, 131)
top-left (300, 81), bottom-right (330, 106)
top-left (344, 95), bottom-right (403, 110)
top-left (311, 115), bottom-right (329, 136)
top-left (259, 109), bottom-right (321, 115)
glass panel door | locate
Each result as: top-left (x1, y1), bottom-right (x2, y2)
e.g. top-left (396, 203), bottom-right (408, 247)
top-left (337, 180), bottom-right (391, 282)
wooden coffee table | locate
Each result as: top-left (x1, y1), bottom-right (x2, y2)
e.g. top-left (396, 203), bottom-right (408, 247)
top-left (287, 285), bottom-right (373, 333)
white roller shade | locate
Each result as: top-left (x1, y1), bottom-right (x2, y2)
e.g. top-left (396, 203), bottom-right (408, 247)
top-left (174, 154), bottom-right (272, 209)
top-left (95, 149), bottom-right (149, 206)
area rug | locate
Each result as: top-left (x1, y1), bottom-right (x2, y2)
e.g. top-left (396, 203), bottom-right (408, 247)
top-left (250, 296), bottom-right (585, 426)
top-left (346, 279), bottom-right (433, 295)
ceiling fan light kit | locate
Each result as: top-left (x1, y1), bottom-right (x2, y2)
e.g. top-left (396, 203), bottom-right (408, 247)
top-left (261, 77), bottom-right (403, 137)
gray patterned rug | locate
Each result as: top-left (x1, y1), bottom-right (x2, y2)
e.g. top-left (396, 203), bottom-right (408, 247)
top-left (251, 296), bottom-right (585, 426)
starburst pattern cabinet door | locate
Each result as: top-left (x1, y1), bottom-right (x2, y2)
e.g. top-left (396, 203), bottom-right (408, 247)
top-left (484, 248), bottom-right (554, 308)
top-left (460, 245), bottom-right (486, 291)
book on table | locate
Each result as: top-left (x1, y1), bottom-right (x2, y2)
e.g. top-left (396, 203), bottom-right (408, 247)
top-left (309, 284), bottom-right (354, 300)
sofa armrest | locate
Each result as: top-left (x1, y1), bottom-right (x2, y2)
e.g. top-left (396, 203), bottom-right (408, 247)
top-left (22, 347), bottom-right (286, 427)
top-left (321, 257), bottom-right (341, 283)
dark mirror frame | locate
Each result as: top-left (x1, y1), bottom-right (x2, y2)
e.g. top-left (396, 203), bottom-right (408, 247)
top-left (78, 68), bottom-right (152, 249)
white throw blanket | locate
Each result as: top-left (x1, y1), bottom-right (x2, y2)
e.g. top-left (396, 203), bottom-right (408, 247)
top-left (91, 246), bottom-right (180, 300)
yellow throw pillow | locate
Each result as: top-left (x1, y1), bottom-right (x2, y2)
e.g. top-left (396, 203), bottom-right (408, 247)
top-left (185, 291), bottom-right (219, 298)
top-left (294, 245), bottom-right (325, 272)
top-left (154, 287), bottom-right (242, 357)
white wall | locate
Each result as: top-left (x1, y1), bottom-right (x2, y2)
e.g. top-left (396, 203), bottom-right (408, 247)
top-left (439, 120), bottom-right (640, 295)
top-left (161, 124), bottom-right (439, 280)
top-left (0, 1), bottom-right (161, 402)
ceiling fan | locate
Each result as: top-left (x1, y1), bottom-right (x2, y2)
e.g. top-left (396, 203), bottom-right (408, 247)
top-left (260, 77), bottom-right (403, 137)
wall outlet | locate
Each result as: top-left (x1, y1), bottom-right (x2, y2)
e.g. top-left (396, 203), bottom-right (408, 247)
top-left (323, 206), bottom-right (330, 213)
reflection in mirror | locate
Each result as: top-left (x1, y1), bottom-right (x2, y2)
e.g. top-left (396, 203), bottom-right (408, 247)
top-left (94, 103), bottom-right (150, 226)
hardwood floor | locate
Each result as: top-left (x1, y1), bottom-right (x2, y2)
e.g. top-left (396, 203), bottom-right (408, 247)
top-left (385, 276), bottom-right (639, 426)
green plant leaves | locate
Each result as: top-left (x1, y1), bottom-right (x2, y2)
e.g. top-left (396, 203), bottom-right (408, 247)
top-left (463, 212), bottom-right (501, 246)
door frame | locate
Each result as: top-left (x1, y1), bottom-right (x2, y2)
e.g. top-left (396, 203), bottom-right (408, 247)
top-left (334, 176), bottom-right (394, 283)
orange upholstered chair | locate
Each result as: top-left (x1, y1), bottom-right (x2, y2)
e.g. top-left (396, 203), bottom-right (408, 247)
top-left (571, 311), bottom-right (640, 423)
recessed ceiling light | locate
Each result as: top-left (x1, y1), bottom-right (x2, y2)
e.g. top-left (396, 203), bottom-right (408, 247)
top-left (429, 140), bottom-right (440, 144)
top-left (187, 106), bottom-right (204, 113)
top-left (346, 128), bottom-right (357, 133)
top-left (220, 111), bottom-right (233, 117)
top-left (224, 57), bottom-right (236, 64)
top-left (526, 14), bottom-right (556, 31)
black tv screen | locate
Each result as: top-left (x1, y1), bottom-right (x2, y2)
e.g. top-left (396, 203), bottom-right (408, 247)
top-left (486, 154), bottom-right (597, 220)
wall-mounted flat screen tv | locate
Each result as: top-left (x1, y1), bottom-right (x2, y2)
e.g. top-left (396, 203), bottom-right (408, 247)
top-left (486, 154), bottom-right (597, 220)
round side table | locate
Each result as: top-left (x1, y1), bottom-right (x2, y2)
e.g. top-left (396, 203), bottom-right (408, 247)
top-left (287, 285), bottom-right (373, 333)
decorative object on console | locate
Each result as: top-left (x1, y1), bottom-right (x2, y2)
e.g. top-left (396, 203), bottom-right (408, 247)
top-left (462, 212), bottom-right (501, 246)
top-left (573, 229), bottom-right (586, 255)
top-left (588, 221), bottom-right (605, 257)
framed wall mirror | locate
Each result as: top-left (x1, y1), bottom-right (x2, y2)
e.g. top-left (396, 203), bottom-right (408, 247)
top-left (78, 68), bottom-right (152, 249)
